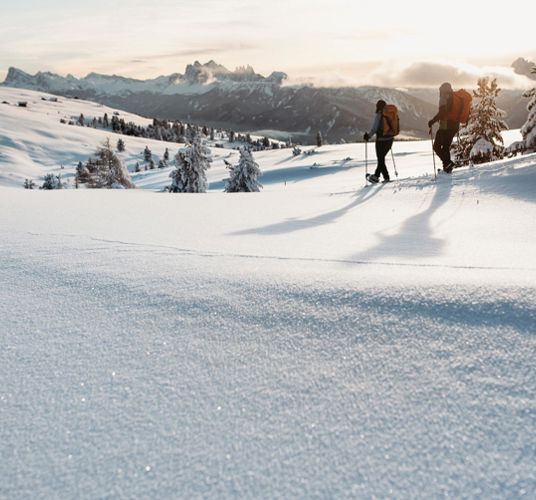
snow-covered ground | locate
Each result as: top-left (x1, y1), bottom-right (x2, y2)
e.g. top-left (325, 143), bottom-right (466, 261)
top-left (1, 87), bottom-right (536, 498)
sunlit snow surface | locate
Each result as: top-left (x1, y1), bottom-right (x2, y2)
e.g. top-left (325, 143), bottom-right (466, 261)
top-left (1, 88), bottom-right (535, 498)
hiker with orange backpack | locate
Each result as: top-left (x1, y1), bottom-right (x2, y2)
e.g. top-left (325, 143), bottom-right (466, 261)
top-left (364, 100), bottom-right (399, 183)
top-left (428, 82), bottom-right (472, 174)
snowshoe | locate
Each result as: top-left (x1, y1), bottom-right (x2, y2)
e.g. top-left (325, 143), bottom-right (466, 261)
top-left (443, 162), bottom-right (455, 174)
top-left (366, 173), bottom-right (380, 184)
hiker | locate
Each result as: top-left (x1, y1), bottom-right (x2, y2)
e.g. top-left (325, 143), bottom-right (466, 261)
top-left (364, 100), bottom-right (395, 183)
top-left (428, 82), bottom-right (458, 173)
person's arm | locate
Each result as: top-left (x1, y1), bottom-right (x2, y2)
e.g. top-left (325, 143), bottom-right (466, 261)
top-left (366, 112), bottom-right (381, 140)
top-left (429, 93), bottom-right (452, 127)
top-left (429, 105), bottom-right (447, 128)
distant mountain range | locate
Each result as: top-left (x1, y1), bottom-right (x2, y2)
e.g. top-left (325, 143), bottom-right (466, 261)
top-left (2, 61), bottom-right (530, 143)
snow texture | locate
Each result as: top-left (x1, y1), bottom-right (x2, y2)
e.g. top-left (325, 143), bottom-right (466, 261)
top-left (1, 86), bottom-right (535, 499)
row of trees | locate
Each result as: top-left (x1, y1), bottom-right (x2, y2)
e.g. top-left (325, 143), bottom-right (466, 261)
top-left (27, 132), bottom-right (263, 192)
top-left (71, 112), bottom-right (286, 151)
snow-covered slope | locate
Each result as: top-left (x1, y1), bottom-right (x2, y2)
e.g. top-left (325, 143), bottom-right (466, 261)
top-left (1, 87), bottom-right (536, 498)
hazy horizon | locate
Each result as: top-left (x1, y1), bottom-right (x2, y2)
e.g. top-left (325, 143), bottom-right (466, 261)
top-left (1, 0), bottom-right (535, 89)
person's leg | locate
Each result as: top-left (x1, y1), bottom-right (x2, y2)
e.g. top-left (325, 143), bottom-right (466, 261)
top-left (434, 130), bottom-right (450, 167)
top-left (375, 140), bottom-right (392, 180)
top-left (443, 129), bottom-right (457, 166)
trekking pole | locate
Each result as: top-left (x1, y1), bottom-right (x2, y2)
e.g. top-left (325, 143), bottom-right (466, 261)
top-left (391, 146), bottom-right (398, 180)
top-left (429, 127), bottom-right (437, 180)
top-left (365, 139), bottom-right (368, 184)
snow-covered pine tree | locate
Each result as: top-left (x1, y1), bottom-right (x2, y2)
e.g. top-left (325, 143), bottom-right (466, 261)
top-left (144, 146), bottom-right (152, 162)
top-left (169, 132), bottom-right (213, 193)
top-left (41, 173), bottom-right (65, 190)
top-left (224, 147), bottom-right (262, 193)
top-left (77, 138), bottom-right (135, 189)
top-left (117, 138), bottom-right (125, 152)
top-left (452, 78), bottom-right (508, 165)
top-left (316, 131), bottom-right (323, 148)
top-left (23, 178), bottom-right (35, 189)
top-left (163, 148), bottom-right (170, 162)
top-left (520, 67), bottom-right (536, 153)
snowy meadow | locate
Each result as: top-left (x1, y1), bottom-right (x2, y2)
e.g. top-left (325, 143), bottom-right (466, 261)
top-left (1, 87), bottom-right (536, 498)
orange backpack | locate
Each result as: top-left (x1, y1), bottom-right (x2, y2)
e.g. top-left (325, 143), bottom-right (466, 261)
top-left (382, 104), bottom-right (400, 137)
top-left (447, 89), bottom-right (472, 124)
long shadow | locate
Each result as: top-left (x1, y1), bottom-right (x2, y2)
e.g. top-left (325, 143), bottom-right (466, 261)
top-left (210, 160), bottom-right (366, 191)
top-left (350, 179), bottom-right (454, 261)
top-left (230, 184), bottom-right (385, 236)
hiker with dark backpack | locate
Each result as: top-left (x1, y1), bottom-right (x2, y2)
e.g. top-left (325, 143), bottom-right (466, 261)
top-left (364, 100), bottom-right (399, 183)
top-left (428, 82), bottom-right (472, 173)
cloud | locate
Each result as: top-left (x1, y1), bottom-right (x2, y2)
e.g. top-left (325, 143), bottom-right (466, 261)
top-left (139, 44), bottom-right (258, 62)
top-left (374, 61), bottom-right (534, 89)
top-left (512, 58), bottom-right (536, 80)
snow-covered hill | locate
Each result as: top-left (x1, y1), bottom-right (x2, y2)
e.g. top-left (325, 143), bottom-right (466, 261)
top-left (1, 87), bottom-right (536, 498)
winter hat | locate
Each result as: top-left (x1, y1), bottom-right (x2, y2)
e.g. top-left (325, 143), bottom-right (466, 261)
top-left (376, 99), bottom-right (387, 112)
top-left (440, 82), bottom-right (453, 93)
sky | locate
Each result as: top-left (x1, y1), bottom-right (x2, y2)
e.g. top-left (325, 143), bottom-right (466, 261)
top-left (1, 0), bottom-right (535, 88)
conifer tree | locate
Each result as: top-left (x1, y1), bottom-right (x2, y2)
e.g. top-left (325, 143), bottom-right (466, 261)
top-left (520, 67), bottom-right (536, 153)
top-left (144, 146), bottom-right (152, 162)
top-left (41, 173), bottom-right (65, 190)
top-left (316, 131), bottom-right (323, 148)
top-left (452, 78), bottom-right (508, 165)
top-left (76, 138), bottom-right (135, 189)
top-left (224, 147), bottom-right (262, 193)
top-left (163, 148), bottom-right (170, 162)
top-left (169, 132), bottom-right (213, 193)
top-left (117, 138), bottom-right (125, 152)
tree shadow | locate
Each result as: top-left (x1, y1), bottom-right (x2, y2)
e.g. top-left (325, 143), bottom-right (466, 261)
top-left (210, 160), bottom-right (366, 191)
top-left (350, 179), bottom-right (454, 261)
top-left (229, 184), bottom-right (386, 236)
top-left (459, 158), bottom-right (536, 205)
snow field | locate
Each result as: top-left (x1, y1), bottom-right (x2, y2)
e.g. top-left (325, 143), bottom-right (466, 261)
top-left (1, 86), bottom-right (535, 498)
